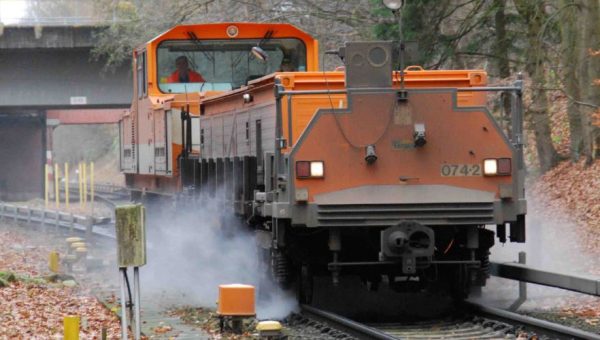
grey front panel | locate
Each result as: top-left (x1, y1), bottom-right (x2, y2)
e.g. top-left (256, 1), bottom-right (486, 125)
top-left (290, 185), bottom-right (504, 227)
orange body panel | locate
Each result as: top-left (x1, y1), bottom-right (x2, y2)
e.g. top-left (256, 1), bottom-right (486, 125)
top-left (217, 284), bottom-right (256, 316)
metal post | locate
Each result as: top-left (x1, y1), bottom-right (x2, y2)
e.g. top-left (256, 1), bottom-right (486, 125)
top-left (54, 163), bottom-right (60, 209)
top-left (509, 251), bottom-right (527, 311)
top-left (70, 213), bottom-right (75, 233)
top-left (85, 217), bottom-right (93, 243)
top-left (78, 163), bottom-right (83, 208)
top-left (133, 267), bottom-right (141, 340)
top-left (65, 163), bottom-right (70, 209)
top-left (120, 268), bottom-right (129, 340)
top-left (63, 315), bottom-right (80, 340)
top-left (41, 210), bottom-right (46, 232)
top-left (90, 162), bottom-right (94, 214)
top-left (83, 163), bottom-right (87, 208)
top-left (45, 164), bottom-right (49, 209)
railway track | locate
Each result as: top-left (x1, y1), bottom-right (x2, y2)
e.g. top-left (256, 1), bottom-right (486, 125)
top-left (300, 303), bottom-right (600, 339)
top-left (62, 182), bottom-right (131, 209)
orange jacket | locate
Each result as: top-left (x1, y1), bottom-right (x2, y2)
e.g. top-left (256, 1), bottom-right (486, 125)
top-left (167, 70), bottom-right (205, 83)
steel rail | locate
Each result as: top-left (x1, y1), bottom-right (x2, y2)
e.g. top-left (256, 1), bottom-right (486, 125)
top-left (300, 304), bottom-right (397, 340)
top-left (490, 261), bottom-right (600, 297)
top-left (465, 301), bottom-right (600, 340)
top-left (303, 302), bottom-right (600, 340)
top-left (59, 182), bottom-right (130, 208)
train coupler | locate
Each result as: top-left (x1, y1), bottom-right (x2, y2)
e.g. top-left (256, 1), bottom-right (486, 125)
top-left (379, 221), bottom-right (434, 275)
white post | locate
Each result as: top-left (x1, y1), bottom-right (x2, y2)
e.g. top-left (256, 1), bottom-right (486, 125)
top-left (133, 267), bottom-right (141, 340)
top-left (120, 268), bottom-right (129, 340)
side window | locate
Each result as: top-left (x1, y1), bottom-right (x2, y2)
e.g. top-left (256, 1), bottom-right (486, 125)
top-left (137, 51), bottom-right (147, 98)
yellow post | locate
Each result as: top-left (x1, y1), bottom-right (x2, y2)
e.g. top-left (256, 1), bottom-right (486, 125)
top-left (65, 163), bottom-right (70, 210)
top-left (78, 163), bottom-right (83, 208)
top-left (49, 251), bottom-right (60, 273)
top-left (63, 315), bottom-right (80, 340)
top-left (82, 162), bottom-right (87, 208)
top-left (54, 163), bottom-right (60, 209)
top-left (90, 162), bottom-right (94, 213)
top-left (44, 164), bottom-right (49, 209)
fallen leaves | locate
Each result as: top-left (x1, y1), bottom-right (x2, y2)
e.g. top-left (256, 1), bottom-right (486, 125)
top-left (153, 324), bottom-right (173, 333)
top-left (0, 225), bottom-right (123, 338)
top-left (530, 159), bottom-right (600, 256)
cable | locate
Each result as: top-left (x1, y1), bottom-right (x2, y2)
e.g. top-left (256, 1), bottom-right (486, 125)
top-left (122, 268), bottom-right (133, 318)
top-left (322, 51), bottom-right (397, 149)
top-left (443, 238), bottom-right (455, 255)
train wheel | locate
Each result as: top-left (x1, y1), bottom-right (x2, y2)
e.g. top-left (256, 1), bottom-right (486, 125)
top-left (297, 263), bottom-right (314, 304)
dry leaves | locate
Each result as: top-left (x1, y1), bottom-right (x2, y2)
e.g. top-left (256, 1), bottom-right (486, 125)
top-left (530, 159), bottom-right (600, 255)
top-left (0, 281), bottom-right (122, 339)
top-left (0, 225), bottom-right (123, 338)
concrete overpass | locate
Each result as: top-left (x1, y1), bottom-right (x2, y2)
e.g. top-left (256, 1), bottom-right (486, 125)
top-left (0, 25), bottom-right (132, 200)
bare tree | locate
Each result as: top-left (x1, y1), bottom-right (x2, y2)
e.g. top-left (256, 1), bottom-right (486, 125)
top-left (515, 0), bottom-right (560, 173)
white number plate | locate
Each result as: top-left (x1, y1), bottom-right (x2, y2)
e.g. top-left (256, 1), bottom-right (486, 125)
top-left (440, 164), bottom-right (482, 177)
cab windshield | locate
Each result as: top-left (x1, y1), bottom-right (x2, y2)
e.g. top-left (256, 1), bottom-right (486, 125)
top-left (157, 38), bottom-right (307, 93)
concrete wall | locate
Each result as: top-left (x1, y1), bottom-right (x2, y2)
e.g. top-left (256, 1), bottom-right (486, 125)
top-left (0, 113), bottom-right (45, 201)
top-left (0, 26), bottom-right (98, 49)
top-left (0, 48), bottom-right (132, 107)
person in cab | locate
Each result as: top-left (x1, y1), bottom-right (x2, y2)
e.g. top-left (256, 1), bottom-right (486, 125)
top-left (167, 56), bottom-right (205, 83)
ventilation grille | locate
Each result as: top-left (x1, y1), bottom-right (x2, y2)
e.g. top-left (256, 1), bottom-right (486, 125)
top-left (317, 202), bottom-right (495, 227)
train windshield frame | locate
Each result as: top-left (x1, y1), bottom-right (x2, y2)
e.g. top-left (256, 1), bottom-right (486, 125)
top-left (156, 38), bottom-right (307, 93)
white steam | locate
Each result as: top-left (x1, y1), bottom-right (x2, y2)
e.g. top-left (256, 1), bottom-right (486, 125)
top-left (473, 190), bottom-right (595, 308)
top-left (140, 197), bottom-right (297, 319)
top-left (490, 191), bottom-right (588, 273)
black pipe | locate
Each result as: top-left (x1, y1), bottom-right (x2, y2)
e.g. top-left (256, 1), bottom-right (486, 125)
top-left (185, 104), bottom-right (192, 155)
top-left (180, 107), bottom-right (187, 159)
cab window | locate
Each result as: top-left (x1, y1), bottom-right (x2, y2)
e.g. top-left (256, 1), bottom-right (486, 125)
top-left (157, 38), bottom-right (306, 93)
top-left (136, 51), bottom-right (147, 98)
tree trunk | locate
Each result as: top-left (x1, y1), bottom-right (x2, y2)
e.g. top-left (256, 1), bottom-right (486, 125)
top-left (493, 0), bottom-right (512, 135)
top-left (560, 0), bottom-right (584, 161)
top-left (515, 0), bottom-right (560, 173)
top-left (577, 0), bottom-right (600, 164)
top-left (493, 0), bottom-right (510, 78)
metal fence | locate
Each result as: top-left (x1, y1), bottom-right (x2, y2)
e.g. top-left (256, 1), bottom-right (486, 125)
top-left (0, 202), bottom-right (115, 239)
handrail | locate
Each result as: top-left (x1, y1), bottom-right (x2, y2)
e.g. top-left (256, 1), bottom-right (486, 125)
top-left (490, 261), bottom-right (600, 297)
top-left (0, 202), bottom-right (115, 239)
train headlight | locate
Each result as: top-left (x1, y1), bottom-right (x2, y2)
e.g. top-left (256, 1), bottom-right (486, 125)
top-left (483, 159), bottom-right (498, 175)
top-left (296, 161), bottom-right (324, 178)
top-left (310, 161), bottom-right (324, 177)
top-left (483, 158), bottom-right (512, 176)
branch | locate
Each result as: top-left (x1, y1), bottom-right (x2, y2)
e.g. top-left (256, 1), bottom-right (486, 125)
top-left (537, 87), bottom-right (600, 109)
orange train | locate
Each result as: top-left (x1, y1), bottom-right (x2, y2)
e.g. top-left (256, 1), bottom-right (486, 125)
top-left (120, 23), bottom-right (526, 301)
